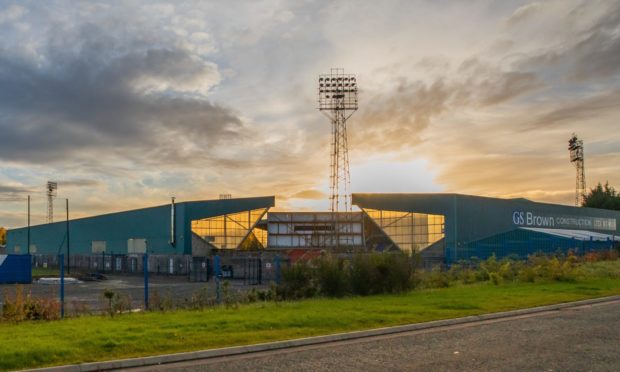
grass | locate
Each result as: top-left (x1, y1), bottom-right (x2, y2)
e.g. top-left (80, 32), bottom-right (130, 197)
top-left (31, 267), bottom-right (60, 278)
top-left (2, 275), bottom-right (620, 370)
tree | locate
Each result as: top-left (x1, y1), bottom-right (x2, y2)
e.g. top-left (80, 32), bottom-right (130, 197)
top-left (582, 182), bottom-right (620, 210)
top-left (0, 227), bottom-right (6, 245)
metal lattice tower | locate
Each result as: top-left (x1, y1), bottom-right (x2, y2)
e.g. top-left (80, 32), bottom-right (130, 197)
top-left (568, 134), bottom-right (586, 206)
top-left (46, 181), bottom-right (57, 223)
top-left (318, 68), bottom-right (358, 212)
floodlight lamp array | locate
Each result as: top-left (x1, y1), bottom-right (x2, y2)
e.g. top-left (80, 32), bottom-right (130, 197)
top-left (318, 73), bottom-right (358, 111)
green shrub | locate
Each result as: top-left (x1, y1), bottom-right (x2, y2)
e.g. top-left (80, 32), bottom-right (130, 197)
top-left (459, 268), bottom-right (478, 284)
top-left (349, 254), bottom-right (376, 296)
top-left (316, 255), bottom-right (348, 297)
top-left (279, 261), bottom-right (316, 299)
top-left (422, 268), bottom-right (450, 288)
top-left (279, 252), bottom-right (416, 298)
top-left (498, 261), bottom-right (520, 282)
top-left (518, 266), bottom-right (537, 282)
top-left (489, 272), bottom-right (502, 285)
top-left (382, 253), bottom-right (415, 293)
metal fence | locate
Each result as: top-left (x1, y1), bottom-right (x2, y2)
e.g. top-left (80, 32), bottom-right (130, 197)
top-left (29, 252), bottom-right (291, 283)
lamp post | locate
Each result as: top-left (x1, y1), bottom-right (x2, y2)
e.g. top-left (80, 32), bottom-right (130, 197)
top-left (66, 199), bottom-right (70, 274)
top-left (27, 195), bottom-right (30, 255)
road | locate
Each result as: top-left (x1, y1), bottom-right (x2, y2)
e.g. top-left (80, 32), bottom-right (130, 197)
top-left (131, 300), bottom-right (620, 371)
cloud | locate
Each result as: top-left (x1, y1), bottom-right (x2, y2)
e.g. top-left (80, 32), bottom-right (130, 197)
top-left (351, 79), bottom-right (450, 151)
top-left (350, 61), bottom-right (543, 153)
top-left (59, 179), bottom-right (104, 188)
top-left (0, 4), bottom-right (27, 24)
top-left (527, 89), bottom-right (620, 130)
top-left (0, 183), bottom-right (33, 202)
top-left (517, 1), bottom-right (620, 82)
top-left (0, 20), bottom-right (242, 169)
top-left (290, 189), bottom-right (327, 200)
top-left (1, 0), bottom-right (620, 226)
top-left (0, 184), bottom-right (32, 195)
top-left (506, 3), bottom-right (542, 25)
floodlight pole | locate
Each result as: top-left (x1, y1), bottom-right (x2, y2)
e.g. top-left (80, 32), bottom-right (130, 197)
top-left (318, 68), bottom-right (358, 250)
top-left (27, 195), bottom-right (31, 255)
top-left (66, 199), bottom-right (70, 274)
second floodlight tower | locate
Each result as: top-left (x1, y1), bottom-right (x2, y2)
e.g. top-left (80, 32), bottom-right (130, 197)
top-left (318, 68), bottom-right (358, 212)
top-left (568, 134), bottom-right (586, 206)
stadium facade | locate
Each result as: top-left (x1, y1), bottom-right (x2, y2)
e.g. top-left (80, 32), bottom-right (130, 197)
top-left (353, 193), bottom-right (619, 265)
top-left (5, 193), bottom-right (620, 271)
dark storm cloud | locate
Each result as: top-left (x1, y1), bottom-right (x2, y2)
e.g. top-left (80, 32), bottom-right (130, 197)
top-left (0, 21), bottom-right (243, 167)
top-left (521, 2), bottom-right (620, 82)
top-left (527, 89), bottom-right (620, 130)
top-left (0, 184), bottom-right (32, 201)
top-left (0, 184), bottom-right (32, 194)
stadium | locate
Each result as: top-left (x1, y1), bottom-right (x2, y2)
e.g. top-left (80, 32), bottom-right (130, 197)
top-left (4, 192), bottom-right (619, 275)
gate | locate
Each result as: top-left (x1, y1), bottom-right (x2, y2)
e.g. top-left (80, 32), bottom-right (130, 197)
top-left (244, 257), bottom-right (262, 285)
top-left (190, 257), bottom-right (210, 282)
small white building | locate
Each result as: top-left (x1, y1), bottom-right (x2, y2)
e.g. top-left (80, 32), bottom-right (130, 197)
top-left (267, 212), bottom-right (364, 249)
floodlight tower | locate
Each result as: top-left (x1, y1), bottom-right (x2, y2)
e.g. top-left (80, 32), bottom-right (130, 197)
top-left (318, 68), bottom-right (358, 213)
top-left (568, 134), bottom-right (586, 206)
top-left (46, 181), bottom-right (58, 223)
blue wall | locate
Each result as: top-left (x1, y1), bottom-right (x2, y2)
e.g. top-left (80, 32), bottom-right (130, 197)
top-left (0, 255), bottom-right (32, 284)
top-left (7, 196), bottom-right (275, 256)
top-left (353, 193), bottom-right (620, 264)
top-left (459, 229), bottom-right (615, 261)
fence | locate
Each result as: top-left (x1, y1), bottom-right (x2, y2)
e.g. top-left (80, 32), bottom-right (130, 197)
top-left (29, 252), bottom-right (290, 283)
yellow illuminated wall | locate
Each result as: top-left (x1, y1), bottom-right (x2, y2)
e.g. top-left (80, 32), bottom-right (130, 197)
top-left (363, 208), bottom-right (445, 253)
top-left (191, 208), bottom-right (267, 249)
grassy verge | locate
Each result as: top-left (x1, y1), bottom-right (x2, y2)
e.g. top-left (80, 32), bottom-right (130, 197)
top-left (2, 276), bottom-right (620, 370)
top-left (31, 267), bottom-right (60, 278)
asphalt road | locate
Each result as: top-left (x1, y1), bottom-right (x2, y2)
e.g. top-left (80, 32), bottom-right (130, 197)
top-left (134, 300), bottom-right (620, 372)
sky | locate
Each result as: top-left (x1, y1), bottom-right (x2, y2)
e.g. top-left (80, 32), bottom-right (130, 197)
top-left (0, 0), bottom-right (619, 228)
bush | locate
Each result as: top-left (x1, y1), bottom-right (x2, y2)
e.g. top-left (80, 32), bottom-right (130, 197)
top-left (1, 286), bottom-right (60, 322)
top-left (422, 268), bottom-right (450, 288)
top-left (349, 254), bottom-right (376, 296)
top-left (187, 286), bottom-right (213, 309)
top-left (382, 253), bottom-right (415, 293)
top-left (279, 261), bottom-right (316, 299)
top-left (149, 289), bottom-right (174, 312)
top-left (316, 255), bottom-right (348, 297)
top-left (489, 272), bottom-right (502, 285)
top-left (102, 289), bottom-right (133, 316)
top-left (278, 252), bottom-right (416, 299)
